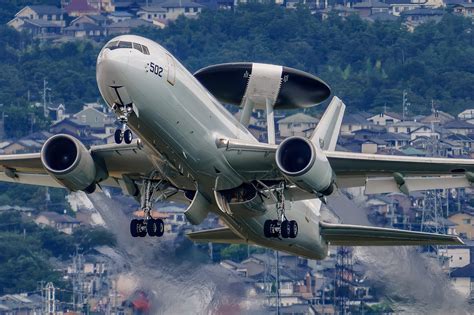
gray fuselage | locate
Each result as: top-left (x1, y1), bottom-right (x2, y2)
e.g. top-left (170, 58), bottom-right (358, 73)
top-left (96, 35), bottom-right (328, 260)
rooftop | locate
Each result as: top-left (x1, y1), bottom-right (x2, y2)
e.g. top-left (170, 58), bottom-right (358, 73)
top-left (23, 5), bottom-right (63, 15)
top-left (278, 113), bottom-right (319, 124)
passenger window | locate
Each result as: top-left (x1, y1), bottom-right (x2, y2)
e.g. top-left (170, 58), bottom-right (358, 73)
top-left (142, 45), bottom-right (150, 55)
top-left (133, 42), bottom-right (143, 53)
top-left (118, 41), bottom-right (132, 49)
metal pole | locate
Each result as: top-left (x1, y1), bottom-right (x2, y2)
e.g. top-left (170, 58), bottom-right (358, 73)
top-left (276, 250), bottom-right (280, 315)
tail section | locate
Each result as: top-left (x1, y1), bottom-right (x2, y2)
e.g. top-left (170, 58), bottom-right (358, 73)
top-left (310, 96), bottom-right (345, 151)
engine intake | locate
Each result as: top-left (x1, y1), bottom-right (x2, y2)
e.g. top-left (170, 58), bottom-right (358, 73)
top-left (41, 134), bottom-right (105, 193)
top-left (276, 137), bottom-right (334, 195)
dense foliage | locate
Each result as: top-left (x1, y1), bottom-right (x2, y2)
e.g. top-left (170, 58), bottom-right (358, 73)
top-left (0, 211), bottom-right (116, 294)
top-left (0, 5), bottom-right (473, 138)
top-left (135, 5), bottom-right (474, 115)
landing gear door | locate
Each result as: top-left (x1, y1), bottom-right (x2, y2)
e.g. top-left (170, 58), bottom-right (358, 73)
top-left (166, 53), bottom-right (176, 86)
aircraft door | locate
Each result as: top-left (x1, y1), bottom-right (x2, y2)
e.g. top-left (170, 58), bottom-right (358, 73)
top-left (166, 53), bottom-right (176, 86)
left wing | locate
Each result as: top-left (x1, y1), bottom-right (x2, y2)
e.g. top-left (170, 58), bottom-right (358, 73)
top-left (320, 221), bottom-right (463, 246)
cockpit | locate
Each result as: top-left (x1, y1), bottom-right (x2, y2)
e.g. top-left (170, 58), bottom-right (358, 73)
top-left (105, 40), bottom-right (150, 55)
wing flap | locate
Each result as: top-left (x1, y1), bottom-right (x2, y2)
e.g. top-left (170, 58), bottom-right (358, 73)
top-left (186, 227), bottom-right (247, 244)
top-left (365, 175), bottom-right (471, 194)
top-left (320, 221), bottom-right (463, 246)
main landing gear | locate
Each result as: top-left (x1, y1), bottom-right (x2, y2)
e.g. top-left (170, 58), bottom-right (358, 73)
top-left (263, 182), bottom-right (298, 239)
top-left (130, 177), bottom-right (165, 238)
top-left (113, 102), bottom-right (133, 145)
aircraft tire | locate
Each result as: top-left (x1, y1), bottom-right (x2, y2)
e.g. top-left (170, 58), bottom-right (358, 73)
top-left (289, 220), bottom-right (298, 238)
top-left (272, 220), bottom-right (279, 237)
top-left (281, 220), bottom-right (290, 238)
top-left (130, 219), bottom-right (139, 237)
top-left (264, 220), bottom-right (272, 238)
top-left (114, 129), bottom-right (123, 144)
top-left (137, 219), bottom-right (147, 237)
top-left (147, 219), bottom-right (157, 236)
top-left (156, 219), bottom-right (164, 237)
top-left (124, 129), bottom-right (133, 144)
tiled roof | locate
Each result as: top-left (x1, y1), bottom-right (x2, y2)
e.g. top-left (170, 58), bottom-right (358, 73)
top-left (26, 5), bottom-right (63, 15)
top-left (278, 113), bottom-right (319, 124)
top-left (65, 0), bottom-right (97, 13)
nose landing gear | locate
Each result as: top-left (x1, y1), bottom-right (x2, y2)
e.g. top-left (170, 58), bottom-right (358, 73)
top-left (113, 103), bottom-right (134, 144)
top-left (262, 182), bottom-right (298, 239)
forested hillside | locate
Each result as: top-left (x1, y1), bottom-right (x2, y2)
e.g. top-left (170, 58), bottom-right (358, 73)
top-left (0, 4), bottom-right (473, 138)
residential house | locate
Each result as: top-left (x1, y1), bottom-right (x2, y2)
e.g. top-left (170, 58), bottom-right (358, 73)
top-left (340, 113), bottom-right (373, 135)
top-left (160, 0), bottom-right (204, 20)
top-left (458, 109), bottom-right (474, 120)
top-left (48, 103), bottom-right (68, 122)
top-left (353, 0), bottom-right (390, 18)
top-left (450, 263), bottom-right (474, 298)
top-left (378, 132), bottom-right (411, 149)
top-left (367, 112), bottom-right (402, 126)
top-left (35, 211), bottom-right (81, 234)
top-left (107, 19), bottom-right (154, 35)
top-left (2, 139), bottom-right (42, 154)
top-left (137, 5), bottom-right (168, 22)
top-left (409, 125), bottom-right (440, 140)
top-left (449, 211), bottom-right (474, 240)
top-left (19, 19), bottom-right (64, 38)
top-left (401, 8), bottom-right (445, 27)
top-left (72, 105), bottom-right (114, 131)
top-left (439, 246), bottom-right (471, 269)
top-left (70, 14), bottom-right (108, 27)
top-left (220, 260), bottom-right (247, 276)
top-left (65, 0), bottom-right (98, 17)
top-left (453, 3), bottom-right (474, 17)
top-left (0, 294), bottom-right (42, 315)
top-left (387, 121), bottom-right (425, 134)
top-left (361, 139), bottom-right (387, 153)
top-left (64, 22), bottom-right (107, 39)
top-left (108, 11), bottom-right (134, 23)
top-left (386, 0), bottom-right (422, 16)
top-left (7, 5), bottom-right (65, 30)
top-left (277, 113), bottom-right (319, 138)
top-left (420, 110), bottom-right (454, 125)
top-left (446, 134), bottom-right (474, 150)
top-left (444, 120), bottom-right (474, 136)
top-left (88, 0), bottom-right (116, 12)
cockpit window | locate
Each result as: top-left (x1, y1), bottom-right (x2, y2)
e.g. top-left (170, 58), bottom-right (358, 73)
top-left (105, 41), bottom-right (118, 50)
top-left (118, 41), bottom-right (133, 49)
top-left (133, 42), bottom-right (143, 53)
top-left (106, 40), bottom-right (150, 55)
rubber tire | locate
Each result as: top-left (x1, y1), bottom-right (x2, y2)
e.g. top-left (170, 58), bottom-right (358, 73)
top-left (289, 220), bottom-right (298, 238)
top-left (114, 129), bottom-right (123, 144)
top-left (137, 219), bottom-right (147, 237)
top-left (156, 219), bottom-right (164, 237)
top-left (281, 220), bottom-right (290, 238)
top-left (272, 220), bottom-right (279, 238)
top-left (130, 219), bottom-right (139, 237)
top-left (146, 219), bottom-right (157, 237)
top-left (124, 129), bottom-right (133, 144)
top-left (264, 220), bottom-right (272, 238)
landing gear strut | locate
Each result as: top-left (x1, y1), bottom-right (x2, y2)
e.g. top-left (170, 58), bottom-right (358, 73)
top-left (263, 182), bottom-right (298, 239)
top-left (130, 177), bottom-right (165, 238)
top-left (113, 102), bottom-right (133, 144)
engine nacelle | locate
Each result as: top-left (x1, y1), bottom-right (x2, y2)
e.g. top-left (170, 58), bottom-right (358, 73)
top-left (275, 136), bottom-right (334, 196)
top-left (41, 134), bottom-right (105, 193)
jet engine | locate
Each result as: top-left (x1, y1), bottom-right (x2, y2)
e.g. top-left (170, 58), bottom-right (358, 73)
top-left (275, 136), bottom-right (334, 195)
top-left (41, 134), bottom-right (106, 193)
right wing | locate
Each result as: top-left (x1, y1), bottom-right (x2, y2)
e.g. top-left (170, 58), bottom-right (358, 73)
top-left (320, 221), bottom-right (463, 246)
top-left (0, 140), bottom-right (154, 189)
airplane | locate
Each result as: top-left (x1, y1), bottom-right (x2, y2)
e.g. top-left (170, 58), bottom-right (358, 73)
top-left (0, 34), bottom-right (471, 260)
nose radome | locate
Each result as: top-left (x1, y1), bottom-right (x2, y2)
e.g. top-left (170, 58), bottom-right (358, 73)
top-left (96, 49), bottom-right (130, 108)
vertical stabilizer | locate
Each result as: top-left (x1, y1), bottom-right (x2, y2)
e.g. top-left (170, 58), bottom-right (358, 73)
top-left (310, 96), bottom-right (345, 151)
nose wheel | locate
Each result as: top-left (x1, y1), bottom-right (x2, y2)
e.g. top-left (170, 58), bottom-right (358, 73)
top-left (112, 102), bottom-right (134, 144)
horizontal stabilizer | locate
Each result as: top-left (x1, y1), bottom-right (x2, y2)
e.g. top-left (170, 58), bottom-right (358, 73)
top-left (320, 221), bottom-right (463, 246)
top-left (186, 227), bottom-right (246, 244)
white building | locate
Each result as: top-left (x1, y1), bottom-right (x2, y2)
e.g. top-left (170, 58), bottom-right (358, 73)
top-left (277, 113), bottom-right (319, 138)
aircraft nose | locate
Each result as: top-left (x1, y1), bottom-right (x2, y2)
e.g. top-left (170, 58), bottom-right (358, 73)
top-left (96, 48), bottom-right (130, 108)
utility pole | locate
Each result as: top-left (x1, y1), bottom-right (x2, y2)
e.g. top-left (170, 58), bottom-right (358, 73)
top-left (45, 282), bottom-right (56, 315)
top-left (402, 90), bottom-right (410, 121)
top-left (43, 79), bottom-right (51, 118)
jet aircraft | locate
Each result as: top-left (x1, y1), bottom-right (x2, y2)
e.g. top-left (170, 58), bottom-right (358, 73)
top-left (0, 35), bottom-right (470, 260)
